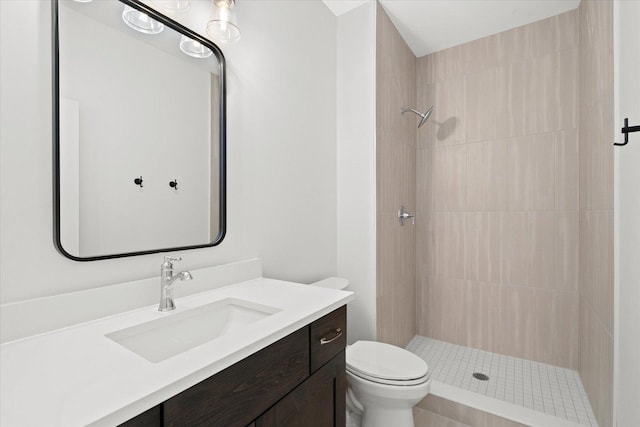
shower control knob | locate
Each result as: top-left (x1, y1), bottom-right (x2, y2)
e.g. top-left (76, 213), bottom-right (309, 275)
top-left (398, 206), bottom-right (415, 226)
top-left (134, 176), bottom-right (143, 187)
top-left (169, 179), bottom-right (178, 190)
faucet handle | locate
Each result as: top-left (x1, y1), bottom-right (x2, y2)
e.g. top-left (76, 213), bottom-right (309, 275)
top-left (163, 256), bottom-right (182, 264)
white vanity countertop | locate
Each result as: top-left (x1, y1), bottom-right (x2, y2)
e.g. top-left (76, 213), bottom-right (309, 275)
top-left (0, 278), bottom-right (354, 427)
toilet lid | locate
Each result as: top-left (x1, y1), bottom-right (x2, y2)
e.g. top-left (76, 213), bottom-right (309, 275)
top-left (346, 341), bottom-right (429, 382)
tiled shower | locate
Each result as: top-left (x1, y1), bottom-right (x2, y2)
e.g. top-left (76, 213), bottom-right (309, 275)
top-left (375, 1), bottom-right (613, 426)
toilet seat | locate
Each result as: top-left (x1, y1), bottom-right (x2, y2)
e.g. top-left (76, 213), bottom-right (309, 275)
top-left (347, 366), bottom-right (430, 386)
top-left (346, 341), bottom-right (429, 386)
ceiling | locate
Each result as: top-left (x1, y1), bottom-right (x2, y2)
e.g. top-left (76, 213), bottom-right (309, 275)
top-left (322, 0), bottom-right (581, 57)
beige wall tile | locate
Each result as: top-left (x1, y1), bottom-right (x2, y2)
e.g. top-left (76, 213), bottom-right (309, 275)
top-left (553, 290), bottom-right (579, 369)
top-left (592, 210), bottom-right (614, 333)
top-left (414, 407), bottom-right (471, 427)
top-left (484, 413), bottom-right (528, 427)
top-left (432, 212), bottom-right (466, 280)
top-left (533, 289), bottom-right (555, 364)
top-left (499, 21), bottom-right (534, 62)
top-left (466, 139), bottom-right (508, 212)
top-left (554, 10), bottom-right (579, 51)
top-left (501, 285), bottom-right (535, 359)
top-left (416, 147), bottom-right (433, 213)
top-left (416, 273), bottom-right (429, 337)
top-left (507, 134), bottom-right (555, 211)
top-left (528, 211), bottom-right (555, 289)
top-left (555, 211), bottom-right (579, 292)
top-left (556, 48), bottom-right (579, 131)
top-left (416, 55), bottom-right (434, 86)
top-left (530, 14), bottom-right (557, 57)
top-left (582, 211), bottom-right (598, 306)
top-left (433, 145), bottom-right (467, 212)
top-left (503, 212), bottom-right (528, 286)
top-left (598, 327), bottom-right (614, 427)
top-left (533, 289), bottom-right (578, 368)
top-left (579, 1), bottom-right (613, 103)
top-left (523, 53), bottom-right (556, 134)
top-left (439, 399), bottom-right (486, 427)
top-left (502, 212), bottom-right (556, 290)
top-left (463, 33), bottom-right (500, 74)
top-left (496, 63), bottom-right (524, 139)
top-left (577, 3), bottom-right (613, 420)
top-left (376, 3), bottom-right (416, 348)
top-left (578, 296), bottom-right (595, 399)
top-left (434, 76), bottom-right (466, 145)
top-left (427, 275), bottom-right (445, 340)
top-left (466, 281), bottom-right (501, 352)
top-left (416, 212), bottom-right (434, 281)
top-left (417, 394), bottom-right (443, 414)
top-left (418, 396), bottom-right (527, 427)
top-left (578, 211), bottom-right (592, 299)
top-left (443, 278), bottom-right (468, 345)
top-left (590, 103), bottom-right (615, 210)
top-left (465, 69), bottom-right (497, 142)
top-left (376, 212), bottom-right (416, 346)
top-left (555, 130), bottom-right (579, 210)
top-left (466, 212), bottom-right (504, 283)
top-left (433, 44), bottom-right (465, 82)
top-left (417, 84), bottom-right (436, 149)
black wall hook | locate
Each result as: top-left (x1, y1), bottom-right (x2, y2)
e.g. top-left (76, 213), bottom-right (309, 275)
top-left (134, 176), bottom-right (144, 187)
top-left (614, 118), bottom-right (640, 146)
top-left (169, 179), bottom-right (178, 190)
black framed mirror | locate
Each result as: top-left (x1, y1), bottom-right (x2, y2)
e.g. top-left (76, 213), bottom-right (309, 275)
top-left (53, 0), bottom-right (226, 261)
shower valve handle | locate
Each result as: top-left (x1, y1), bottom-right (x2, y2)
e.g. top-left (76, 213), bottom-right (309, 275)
top-left (398, 206), bottom-right (415, 226)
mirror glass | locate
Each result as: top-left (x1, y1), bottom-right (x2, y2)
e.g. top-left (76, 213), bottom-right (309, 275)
top-left (54, 0), bottom-right (226, 260)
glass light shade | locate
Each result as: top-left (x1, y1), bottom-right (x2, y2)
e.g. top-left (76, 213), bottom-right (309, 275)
top-left (179, 35), bottom-right (213, 58)
top-left (122, 5), bottom-right (164, 35)
top-left (206, 0), bottom-right (240, 43)
top-left (153, 0), bottom-right (191, 13)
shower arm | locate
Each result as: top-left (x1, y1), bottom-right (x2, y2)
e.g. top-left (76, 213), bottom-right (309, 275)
top-left (401, 108), bottom-right (423, 117)
top-left (401, 106), bottom-right (433, 128)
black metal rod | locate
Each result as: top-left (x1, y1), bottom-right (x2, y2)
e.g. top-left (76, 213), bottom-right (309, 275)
top-left (614, 118), bottom-right (640, 146)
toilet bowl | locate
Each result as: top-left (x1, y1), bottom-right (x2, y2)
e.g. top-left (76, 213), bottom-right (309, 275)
top-left (309, 278), bottom-right (430, 427)
top-left (346, 341), bottom-right (430, 427)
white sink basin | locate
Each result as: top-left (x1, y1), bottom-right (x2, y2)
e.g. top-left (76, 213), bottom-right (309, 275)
top-left (106, 298), bottom-right (280, 363)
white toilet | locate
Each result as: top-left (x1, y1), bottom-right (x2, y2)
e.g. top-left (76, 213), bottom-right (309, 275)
top-left (346, 341), bottom-right (430, 427)
top-left (310, 278), bottom-right (431, 427)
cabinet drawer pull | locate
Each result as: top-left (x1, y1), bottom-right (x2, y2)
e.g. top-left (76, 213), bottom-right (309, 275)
top-left (320, 328), bottom-right (343, 345)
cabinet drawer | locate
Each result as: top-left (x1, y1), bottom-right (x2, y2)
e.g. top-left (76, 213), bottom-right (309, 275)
top-left (310, 306), bottom-right (346, 372)
top-left (163, 328), bottom-right (309, 427)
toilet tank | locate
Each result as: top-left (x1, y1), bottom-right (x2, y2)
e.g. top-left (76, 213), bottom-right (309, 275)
top-left (310, 277), bottom-right (349, 290)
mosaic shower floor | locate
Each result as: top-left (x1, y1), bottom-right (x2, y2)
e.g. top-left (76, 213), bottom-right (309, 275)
top-left (407, 336), bottom-right (598, 427)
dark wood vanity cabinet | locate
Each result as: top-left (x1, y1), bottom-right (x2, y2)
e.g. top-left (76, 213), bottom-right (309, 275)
top-left (254, 350), bottom-right (345, 427)
top-left (120, 306), bottom-right (347, 427)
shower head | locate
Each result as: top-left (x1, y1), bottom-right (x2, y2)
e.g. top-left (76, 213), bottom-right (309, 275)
top-left (401, 106), bottom-right (433, 128)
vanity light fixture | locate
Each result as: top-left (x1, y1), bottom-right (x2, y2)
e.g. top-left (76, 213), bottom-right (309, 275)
top-left (206, 0), bottom-right (241, 44)
top-left (179, 35), bottom-right (213, 58)
top-left (122, 5), bottom-right (165, 35)
top-left (153, 0), bottom-right (191, 13)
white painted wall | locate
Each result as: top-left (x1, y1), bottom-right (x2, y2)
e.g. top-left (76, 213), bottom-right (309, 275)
top-left (614, 0), bottom-right (640, 424)
top-left (59, 5), bottom-right (211, 256)
top-left (221, 1), bottom-right (337, 284)
top-left (336, 2), bottom-right (377, 343)
top-left (0, 1), bottom-right (337, 310)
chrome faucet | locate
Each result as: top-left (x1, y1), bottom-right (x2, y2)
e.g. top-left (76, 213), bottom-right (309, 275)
top-left (158, 256), bottom-right (193, 312)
